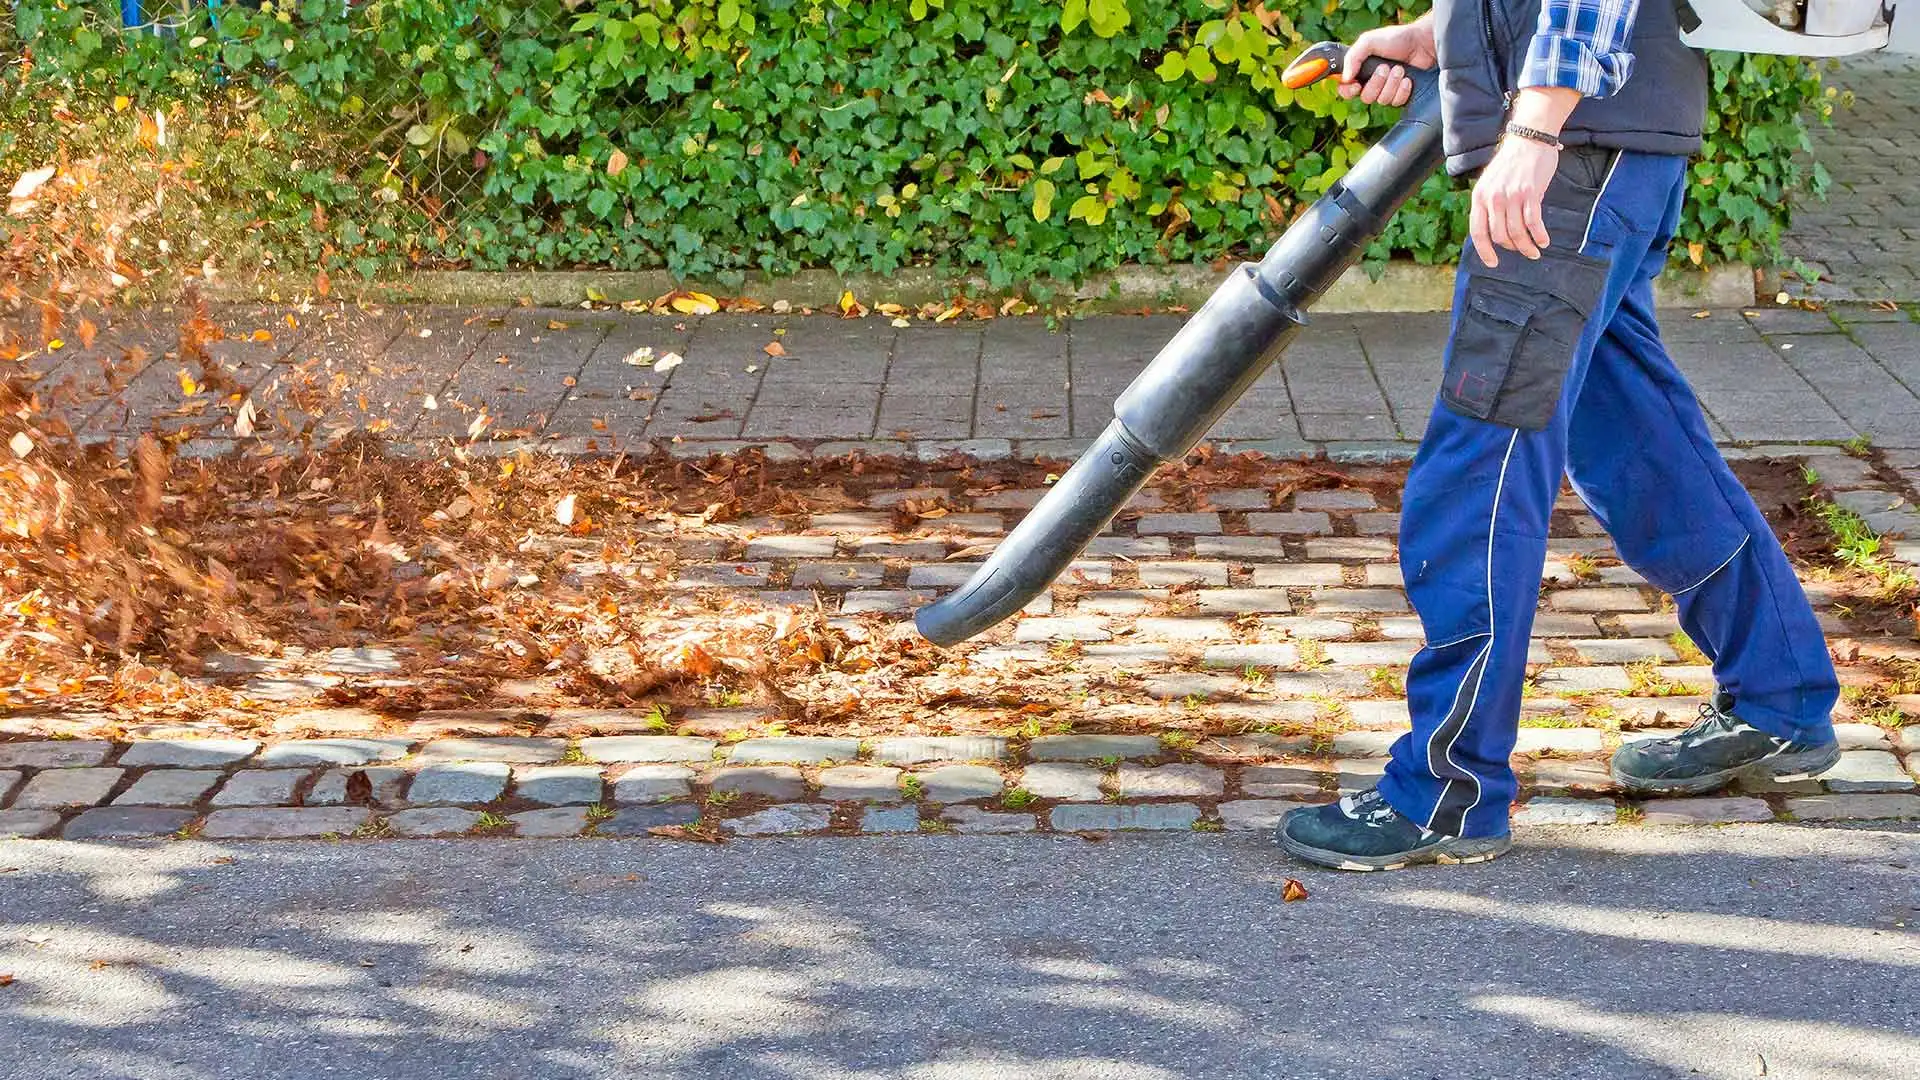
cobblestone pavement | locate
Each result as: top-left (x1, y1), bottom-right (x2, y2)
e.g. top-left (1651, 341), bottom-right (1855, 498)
top-left (23, 301), bottom-right (1920, 457)
top-left (1784, 53), bottom-right (1920, 302)
top-left (3, 828), bottom-right (1917, 1080)
top-left (4, 440), bottom-right (1916, 842)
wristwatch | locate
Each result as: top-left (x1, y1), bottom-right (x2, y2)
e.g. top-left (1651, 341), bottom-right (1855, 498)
top-left (1504, 123), bottom-right (1565, 151)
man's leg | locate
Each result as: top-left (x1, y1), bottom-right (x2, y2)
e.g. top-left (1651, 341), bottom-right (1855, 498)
top-left (1280, 148), bottom-right (1685, 868)
top-left (1566, 283), bottom-right (1840, 746)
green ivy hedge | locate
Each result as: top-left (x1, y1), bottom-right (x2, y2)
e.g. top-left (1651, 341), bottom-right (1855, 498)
top-left (7, 0), bottom-right (1834, 288)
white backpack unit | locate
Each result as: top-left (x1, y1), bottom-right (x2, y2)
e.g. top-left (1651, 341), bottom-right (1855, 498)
top-left (1677, 0), bottom-right (1914, 55)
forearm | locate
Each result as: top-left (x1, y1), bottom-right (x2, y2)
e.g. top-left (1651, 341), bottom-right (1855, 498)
top-left (1508, 86), bottom-right (1584, 138)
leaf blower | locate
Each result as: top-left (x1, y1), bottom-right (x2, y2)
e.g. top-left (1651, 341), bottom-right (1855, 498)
top-left (914, 44), bottom-right (1441, 647)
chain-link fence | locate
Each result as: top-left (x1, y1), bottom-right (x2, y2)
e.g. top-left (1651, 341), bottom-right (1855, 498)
top-left (148, 0), bottom-right (527, 264)
top-left (23, 0), bottom-right (615, 273)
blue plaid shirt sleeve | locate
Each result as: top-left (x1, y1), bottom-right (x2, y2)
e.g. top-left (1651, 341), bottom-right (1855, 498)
top-left (1518, 0), bottom-right (1642, 99)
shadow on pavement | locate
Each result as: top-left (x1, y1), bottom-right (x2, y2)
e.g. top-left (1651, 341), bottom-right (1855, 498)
top-left (0, 824), bottom-right (1916, 1079)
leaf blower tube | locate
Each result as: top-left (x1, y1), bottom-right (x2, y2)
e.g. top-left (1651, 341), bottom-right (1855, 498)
top-left (914, 44), bottom-right (1442, 647)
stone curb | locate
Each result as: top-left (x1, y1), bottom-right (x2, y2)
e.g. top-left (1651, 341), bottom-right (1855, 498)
top-left (3, 733), bottom-right (1916, 840)
top-left (206, 262), bottom-right (1756, 315)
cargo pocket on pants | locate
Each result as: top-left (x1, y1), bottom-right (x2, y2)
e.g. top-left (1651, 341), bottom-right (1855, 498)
top-left (1440, 244), bottom-right (1611, 432)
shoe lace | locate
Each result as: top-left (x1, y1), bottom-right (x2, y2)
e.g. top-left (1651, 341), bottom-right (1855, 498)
top-left (1679, 700), bottom-right (1741, 741)
top-left (1344, 787), bottom-right (1400, 824)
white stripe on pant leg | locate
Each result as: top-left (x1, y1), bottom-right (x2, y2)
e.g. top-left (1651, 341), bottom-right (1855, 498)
top-left (1580, 152), bottom-right (1623, 254)
top-left (1426, 429), bottom-right (1520, 833)
top-left (1429, 639), bottom-right (1494, 830)
top-left (1671, 535), bottom-right (1750, 596)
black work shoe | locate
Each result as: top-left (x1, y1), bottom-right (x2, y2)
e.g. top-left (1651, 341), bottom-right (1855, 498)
top-left (1610, 693), bottom-right (1839, 796)
top-left (1275, 787), bottom-right (1512, 872)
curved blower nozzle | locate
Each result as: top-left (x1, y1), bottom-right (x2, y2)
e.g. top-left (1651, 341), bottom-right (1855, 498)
top-left (913, 420), bottom-right (1159, 646)
top-left (915, 44), bottom-right (1444, 648)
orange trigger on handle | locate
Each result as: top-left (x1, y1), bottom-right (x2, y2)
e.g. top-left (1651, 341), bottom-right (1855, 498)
top-left (1281, 57), bottom-right (1330, 91)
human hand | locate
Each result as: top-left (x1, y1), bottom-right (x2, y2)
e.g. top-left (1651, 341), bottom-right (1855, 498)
top-left (1338, 16), bottom-right (1437, 108)
top-left (1469, 136), bottom-right (1560, 269)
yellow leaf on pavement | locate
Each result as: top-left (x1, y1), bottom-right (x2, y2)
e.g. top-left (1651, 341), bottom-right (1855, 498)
top-left (669, 291), bottom-right (719, 315)
top-left (178, 370), bottom-right (200, 397)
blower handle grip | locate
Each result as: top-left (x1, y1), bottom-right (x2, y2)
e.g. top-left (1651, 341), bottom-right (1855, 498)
top-left (1281, 40), bottom-right (1428, 95)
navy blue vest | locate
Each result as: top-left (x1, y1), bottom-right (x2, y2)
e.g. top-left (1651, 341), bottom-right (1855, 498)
top-left (1434, 0), bottom-right (1710, 175)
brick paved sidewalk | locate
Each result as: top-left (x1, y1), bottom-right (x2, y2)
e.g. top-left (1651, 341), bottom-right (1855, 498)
top-left (26, 302), bottom-right (1920, 457)
top-left (1783, 53), bottom-right (1920, 302)
top-left (2, 442), bottom-right (1916, 842)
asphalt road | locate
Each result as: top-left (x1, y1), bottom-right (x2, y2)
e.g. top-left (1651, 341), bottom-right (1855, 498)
top-left (2, 825), bottom-right (1917, 1080)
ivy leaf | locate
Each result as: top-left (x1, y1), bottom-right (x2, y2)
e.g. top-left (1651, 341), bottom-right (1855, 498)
top-left (404, 124), bottom-right (436, 147)
top-left (1155, 52), bottom-right (1186, 82)
top-left (608, 149), bottom-right (629, 177)
top-left (1061, 0), bottom-right (1087, 34)
top-left (1069, 194), bottom-right (1107, 226)
top-left (1032, 178), bottom-right (1056, 222)
top-left (1185, 46), bottom-right (1218, 83)
top-left (1087, 0), bottom-right (1132, 37)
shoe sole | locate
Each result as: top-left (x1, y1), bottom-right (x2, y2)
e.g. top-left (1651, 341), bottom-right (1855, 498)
top-left (1275, 830), bottom-right (1513, 872)
top-left (1610, 741), bottom-right (1843, 797)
